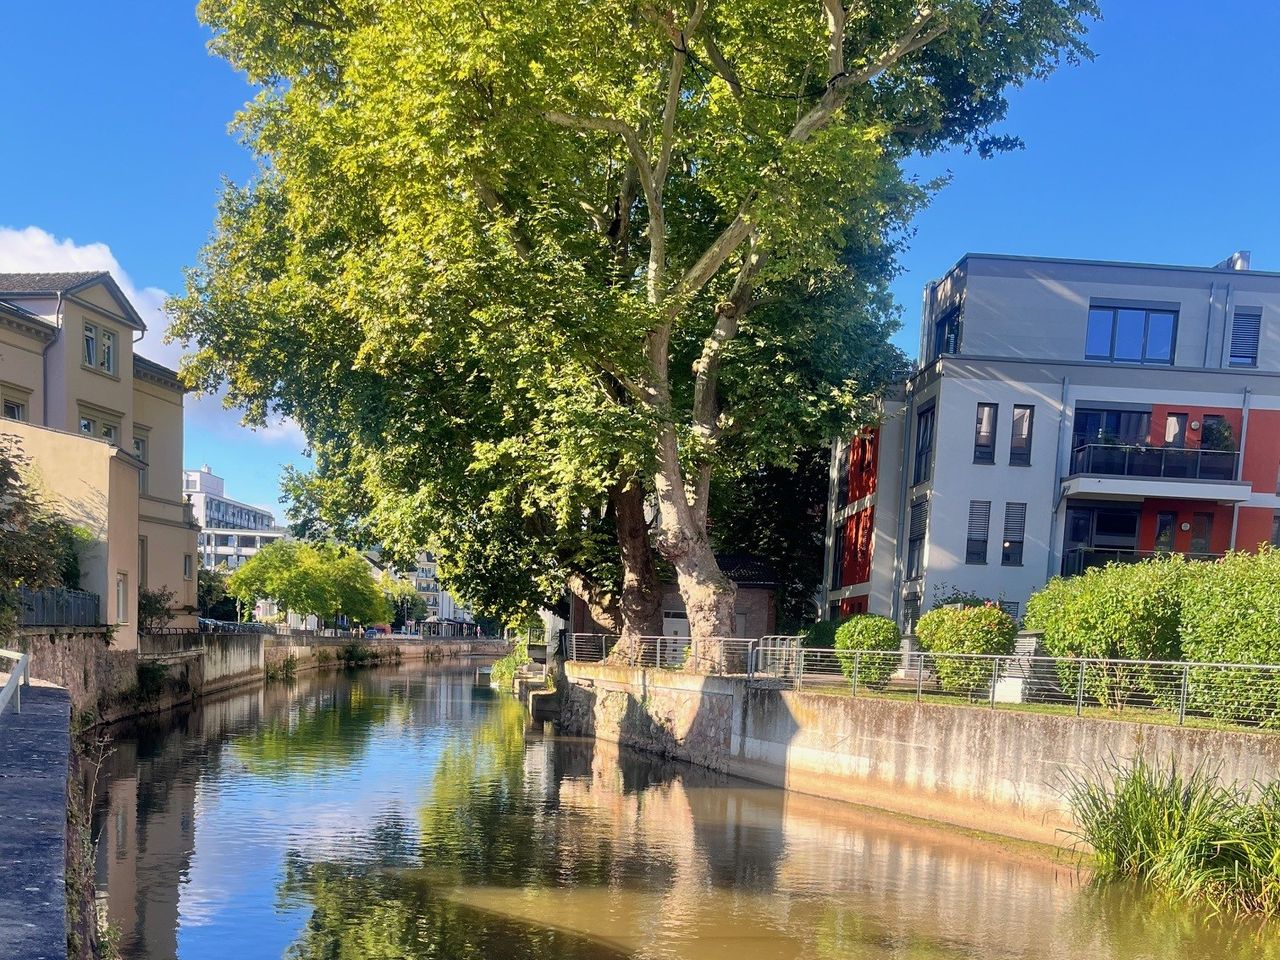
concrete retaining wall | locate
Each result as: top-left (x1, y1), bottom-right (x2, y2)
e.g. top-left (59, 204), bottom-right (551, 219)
top-left (561, 662), bottom-right (1280, 846)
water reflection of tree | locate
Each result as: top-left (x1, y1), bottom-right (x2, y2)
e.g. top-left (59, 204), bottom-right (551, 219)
top-left (233, 681), bottom-right (395, 777)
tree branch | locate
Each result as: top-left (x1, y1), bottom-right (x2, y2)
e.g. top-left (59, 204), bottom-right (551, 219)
top-left (472, 178), bottom-right (532, 259)
top-left (822, 0), bottom-right (847, 80)
top-left (700, 34), bottom-right (744, 100)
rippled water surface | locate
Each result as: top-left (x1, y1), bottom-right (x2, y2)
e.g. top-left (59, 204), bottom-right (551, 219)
top-left (92, 662), bottom-right (1280, 959)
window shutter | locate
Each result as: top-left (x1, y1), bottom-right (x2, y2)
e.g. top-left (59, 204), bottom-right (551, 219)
top-left (967, 501), bottom-right (991, 539)
top-left (910, 500), bottom-right (929, 538)
top-left (1231, 312), bottom-right (1261, 364)
top-left (1003, 502), bottom-right (1027, 541)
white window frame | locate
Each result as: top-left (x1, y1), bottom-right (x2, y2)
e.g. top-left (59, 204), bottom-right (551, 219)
top-left (1, 383), bottom-right (30, 422)
top-left (115, 572), bottom-right (129, 625)
top-left (183, 554), bottom-right (194, 580)
top-left (83, 320), bottom-right (98, 367)
top-left (133, 429), bottom-right (150, 494)
top-left (101, 328), bottom-right (117, 374)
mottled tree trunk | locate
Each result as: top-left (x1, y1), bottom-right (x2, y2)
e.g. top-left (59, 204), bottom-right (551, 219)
top-left (651, 426), bottom-right (741, 672)
top-left (609, 480), bottom-right (663, 664)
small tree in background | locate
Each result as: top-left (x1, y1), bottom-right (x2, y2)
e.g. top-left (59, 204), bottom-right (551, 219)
top-left (137, 586), bottom-right (177, 635)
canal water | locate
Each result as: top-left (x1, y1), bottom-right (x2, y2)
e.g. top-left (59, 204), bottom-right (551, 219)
top-left (91, 661), bottom-right (1280, 960)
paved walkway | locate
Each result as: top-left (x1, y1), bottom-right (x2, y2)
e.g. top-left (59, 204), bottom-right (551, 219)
top-left (0, 685), bottom-right (71, 960)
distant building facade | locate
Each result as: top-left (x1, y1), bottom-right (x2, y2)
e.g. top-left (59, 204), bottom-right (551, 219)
top-left (184, 465), bottom-right (287, 570)
top-left (412, 553), bottom-right (475, 635)
top-left (825, 251), bottom-right (1280, 632)
top-left (0, 271), bottom-right (198, 647)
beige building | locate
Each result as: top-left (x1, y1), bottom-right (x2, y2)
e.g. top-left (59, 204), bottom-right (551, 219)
top-left (0, 271), bottom-right (197, 649)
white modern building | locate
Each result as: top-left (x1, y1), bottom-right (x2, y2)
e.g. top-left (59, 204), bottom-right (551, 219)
top-left (826, 251), bottom-right (1280, 632)
top-left (184, 465), bottom-right (287, 570)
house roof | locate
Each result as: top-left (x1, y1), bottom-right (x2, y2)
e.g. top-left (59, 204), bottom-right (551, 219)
top-left (0, 299), bottom-right (57, 342)
top-left (0, 271), bottom-right (110, 294)
top-left (0, 271), bottom-right (147, 331)
top-left (714, 553), bottom-right (779, 588)
top-left (133, 355), bottom-right (185, 393)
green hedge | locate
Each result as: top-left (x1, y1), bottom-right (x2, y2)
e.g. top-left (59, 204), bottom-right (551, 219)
top-left (916, 604), bottom-right (1017, 696)
top-left (833, 615), bottom-right (902, 690)
top-left (801, 618), bottom-right (842, 649)
top-left (1024, 558), bottom-right (1186, 709)
top-left (1180, 546), bottom-right (1280, 726)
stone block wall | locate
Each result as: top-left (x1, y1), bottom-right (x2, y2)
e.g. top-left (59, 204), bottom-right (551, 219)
top-left (13, 627), bottom-right (137, 718)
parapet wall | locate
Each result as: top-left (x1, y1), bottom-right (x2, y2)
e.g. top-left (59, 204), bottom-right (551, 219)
top-left (561, 662), bottom-right (1280, 846)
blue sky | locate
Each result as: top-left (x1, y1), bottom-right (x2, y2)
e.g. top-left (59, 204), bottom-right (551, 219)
top-left (3, 1), bottom-right (1279, 508)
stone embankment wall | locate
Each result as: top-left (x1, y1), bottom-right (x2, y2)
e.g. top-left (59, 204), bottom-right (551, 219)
top-left (560, 662), bottom-right (1280, 846)
top-left (14, 626), bottom-right (508, 726)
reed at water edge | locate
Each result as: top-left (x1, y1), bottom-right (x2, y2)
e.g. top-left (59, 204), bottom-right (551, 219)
top-left (1067, 756), bottom-right (1280, 917)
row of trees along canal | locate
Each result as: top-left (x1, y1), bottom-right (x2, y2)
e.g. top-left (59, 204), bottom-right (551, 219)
top-left (169, 0), bottom-right (1098, 655)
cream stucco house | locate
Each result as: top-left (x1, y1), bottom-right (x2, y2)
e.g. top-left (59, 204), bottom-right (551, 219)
top-left (0, 271), bottom-right (197, 650)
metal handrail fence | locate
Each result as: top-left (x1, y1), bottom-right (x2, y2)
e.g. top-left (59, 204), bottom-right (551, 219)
top-left (1069, 442), bottom-right (1238, 482)
top-left (567, 634), bottom-right (758, 675)
top-left (17, 586), bottom-right (100, 627)
top-left (0, 647), bottom-right (32, 719)
top-left (565, 634), bottom-right (1280, 729)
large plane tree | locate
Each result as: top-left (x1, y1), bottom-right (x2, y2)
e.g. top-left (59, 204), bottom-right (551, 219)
top-left (172, 0), bottom-right (1095, 649)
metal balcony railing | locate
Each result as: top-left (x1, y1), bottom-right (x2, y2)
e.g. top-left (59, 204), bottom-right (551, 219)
top-left (1062, 547), bottom-right (1223, 577)
top-left (16, 587), bottom-right (101, 627)
top-left (1068, 443), bottom-right (1238, 482)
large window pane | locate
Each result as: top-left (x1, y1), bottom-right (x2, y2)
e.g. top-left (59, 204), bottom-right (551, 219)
top-left (1113, 309), bottom-right (1145, 361)
top-left (1145, 311), bottom-right (1175, 362)
top-left (1085, 308), bottom-right (1113, 357)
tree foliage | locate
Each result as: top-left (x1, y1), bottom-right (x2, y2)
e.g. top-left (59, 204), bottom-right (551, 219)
top-left (228, 540), bottom-right (392, 624)
top-left (834, 614), bottom-right (901, 689)
top-left (915, 603), bottom-right (1017, 696)
top-left (174, 0), bottom-right (1097, 637)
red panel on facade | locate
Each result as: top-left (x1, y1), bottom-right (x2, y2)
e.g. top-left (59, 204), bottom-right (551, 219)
top-left (1148, 403), bottom-right (1242, 449)
top-left (839, 596), bottom-right (868, 616)
top-left (1236, 506), bottom-right (1276, 552)
top-left (1136, 499), bottom-right (1234, 555)
top-left (846, 429), bottom-right (880, 504)
top-left (837, 506), bottom-right (875, 588)
top-left (1242, 409), bottom-right (1280, 494)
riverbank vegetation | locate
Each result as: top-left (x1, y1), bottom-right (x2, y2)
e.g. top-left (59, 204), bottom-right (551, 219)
top-left (1068, 757), bottom-right (1280, 917)
top-left (228, 541), bottom-right (392, 628)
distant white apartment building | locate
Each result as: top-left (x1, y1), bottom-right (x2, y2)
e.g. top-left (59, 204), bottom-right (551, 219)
top-left (412, 552), bottom-right (475, 635)
top-left (184, 465), bottom-right (287, 570)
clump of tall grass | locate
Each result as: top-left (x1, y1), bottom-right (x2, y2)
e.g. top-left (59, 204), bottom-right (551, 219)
top-left (1067, 757), bottom-right (1280, 917)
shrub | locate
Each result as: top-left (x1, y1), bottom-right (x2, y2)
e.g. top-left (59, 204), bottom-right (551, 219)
top-left (1025, 558), bottom-right (1187, 709)
top-left (915, 604), bottom-right (1017, 696)
top-left (833, 615), bottom-right (902, 690)
top-left (1180, 547), bottom-right (1280, 725)
top-left (801, 618), bottom-right (842, 649)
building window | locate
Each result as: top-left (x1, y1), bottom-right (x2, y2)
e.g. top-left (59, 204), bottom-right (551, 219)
top-left (115, 573), bottom-right (129, 625)
top-left (133, 434), bottom-right (149, 494)
top-left (913, 405), bottom-right (935, 486)
top-left (973, 403), bottom-right (997, 464)
top-left (184, 554), bottom-right (194, 580)
top-left (835, 441), bottom-right (851, 510)
top-left (1010, 405), bottom-right (1034, 466)
top-left (1272, 512), bottom-right (1280, 548)
top-left (999, 601), bottom-right (1020, 621)
top-left (1085, 306), bottom-right (1177, 364)
top-left (1002, 502), bottom-right (1027, 567)
top-left (2, 398), bottom-right (25, 421)
top-left (84, 321), bottom-right (98, 367)
top-left (906, 499), bottom-right (928, 581)
top-left (101, 329), bottom-right (117, 374)
top-left (1154, 511), bottom-right (1176, 553)
top-left (79, 416), bottom-right (96, 436)
top-left (966, 500), bottom-right (991, 565)
top-left (931, 307), bottom-right (962, 361)
top-left (1230, 311), bottom-right (1261, 367)
top-left (101, 422), bottom-right (118, 445)
top-left (1164, 412), bottom-right (1188, 446)
top-left (1191, 512), bottom-right (1214, 556)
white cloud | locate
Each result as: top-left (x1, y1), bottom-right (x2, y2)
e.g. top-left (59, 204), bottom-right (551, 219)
top-left (0, 225), bottom-right (308, 475)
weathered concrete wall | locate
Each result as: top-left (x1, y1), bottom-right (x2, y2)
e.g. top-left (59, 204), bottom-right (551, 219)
top-left (197, 633), bottom-right (264, 695)
top-left (561, 662), bottom-right (1280, 846)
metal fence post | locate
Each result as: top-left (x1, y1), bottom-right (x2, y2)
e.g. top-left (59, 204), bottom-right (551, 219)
top-left (989, 657), bottom-right (999, 709)
top-left (852, 650), bottom-right (861, 696)
top-left (796, 649), bottom-right (804, 691)
top-left (1178, 663), bottom-right (1190, 725)
top-left (1075, 662), bottom-right (1086, 717)
top-left (915, 652), bottom-right (924, 702)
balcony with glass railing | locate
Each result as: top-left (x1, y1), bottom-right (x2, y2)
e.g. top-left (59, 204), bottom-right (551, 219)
top-left (1062, 547), bottom-right (1223, 577)
top-left (1068, 443), bottom-right (1238, 482)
